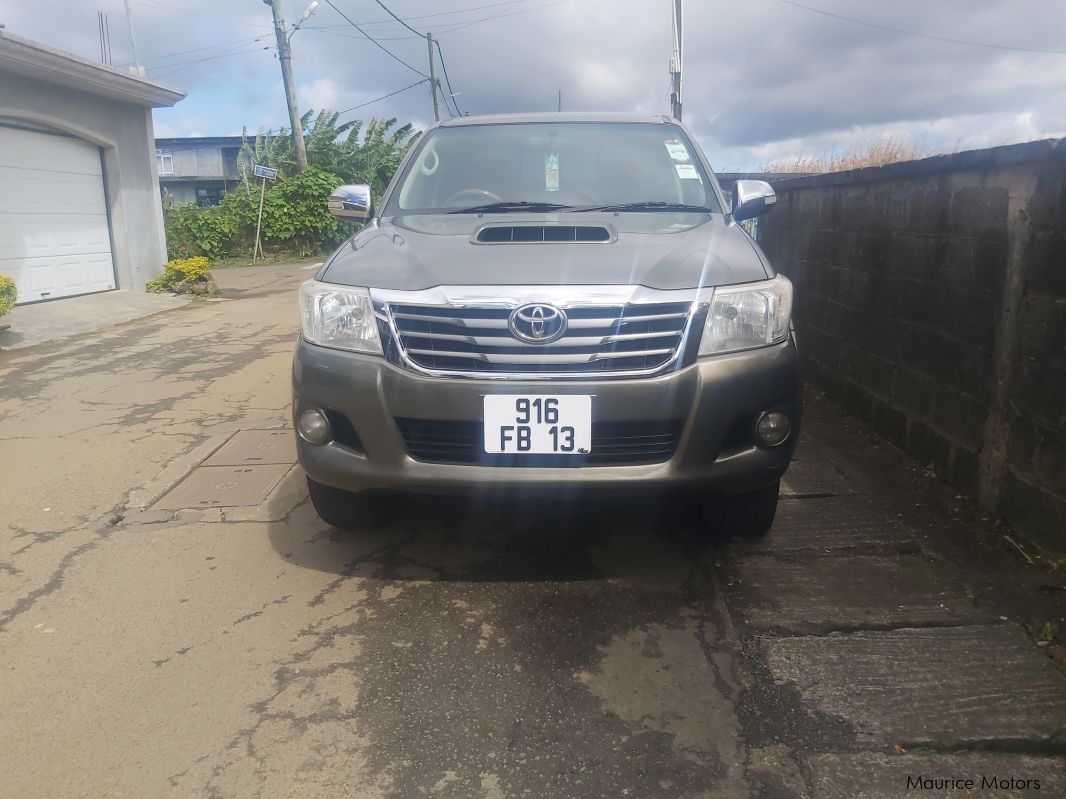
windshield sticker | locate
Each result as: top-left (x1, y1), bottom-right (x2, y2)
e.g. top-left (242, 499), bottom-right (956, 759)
top-left (545, 153), bottom-right (560, 192)
top-left (664, 140), bottom-right (690, 162)
top-left (675, 163), bottom-right (701, 181)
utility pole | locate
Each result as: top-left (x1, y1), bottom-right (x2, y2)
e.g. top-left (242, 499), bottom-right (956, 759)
top-left (669, 0), bottom-right (683, 121)
top-left (123, 0), bottom-right (143, 75)
top-left (426, 32), bottom-right (441, 122)
top-left (265, 0), bottom-right (309, 172)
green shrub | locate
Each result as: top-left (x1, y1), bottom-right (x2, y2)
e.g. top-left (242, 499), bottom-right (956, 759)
top-left (0, 274), bottom-right (15, 316)
top-left (163, 167), bottom-right (356, 259)
top-left (262, 167), bottom-right (350, 252)
top-left (164, 203), bottom-right (239, 260)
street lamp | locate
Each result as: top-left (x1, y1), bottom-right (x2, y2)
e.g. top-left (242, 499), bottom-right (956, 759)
top-left (289, 1), bottom-right (319, 40)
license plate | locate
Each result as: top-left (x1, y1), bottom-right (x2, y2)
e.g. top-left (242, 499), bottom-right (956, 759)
top-left (483, 395), bottom-right (592, 454)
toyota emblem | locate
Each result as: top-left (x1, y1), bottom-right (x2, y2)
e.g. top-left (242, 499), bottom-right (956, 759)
top-left (508, 303), bottom-right (567, 344)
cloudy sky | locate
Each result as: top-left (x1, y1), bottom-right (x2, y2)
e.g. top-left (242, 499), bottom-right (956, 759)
top-left (3, 0), bottom-right (1065, 169)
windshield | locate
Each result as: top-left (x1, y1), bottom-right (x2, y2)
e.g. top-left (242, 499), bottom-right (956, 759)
top-left (386, 122), bottom-right (721, 214)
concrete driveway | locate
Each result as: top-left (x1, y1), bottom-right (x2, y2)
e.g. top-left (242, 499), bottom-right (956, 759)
top-left (1, 264), bottom-right (1064, 798)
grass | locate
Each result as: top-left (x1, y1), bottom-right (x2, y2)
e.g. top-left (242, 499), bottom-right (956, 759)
top-left (762, 135), bottom-right (944, 175)
top-left (209, 254), bottom-right (325, 269)
top-left (1027, 621), bottom-right (1059, 645)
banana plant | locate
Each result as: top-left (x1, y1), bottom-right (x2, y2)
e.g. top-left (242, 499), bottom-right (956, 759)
top-left (239, 111), bottom-right (417, 196)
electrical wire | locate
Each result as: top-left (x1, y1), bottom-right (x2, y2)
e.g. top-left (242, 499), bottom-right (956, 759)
top-left (369, 0), bottom-right (426, 37)
top-left (434, 39), bottom-right (462, 116)
top-left (774, 0), bottom-right (1066, 56)
top-left (432, 0), bottom-right (574, 35)
top-left (361, 0), bottom-right (469, 119)
top-left (337, 78), bottom-right (430, 114)
top-left (410, 0), bottom-right (528, 23)
top-left (365, 1), bottom-right (466, 118)
top-left (117, 36), bottom-right (267, 68)
top-left (321, 0), bottom-right (430, 77)
top-left (300, 1), bottom-right (529, 32)
top-left (132, 0), bottom-right (275, 31)
top-left (303, 0), bottom-right (556, 38)
top-left (151, 46), bottom-right (274, 78)
top-left (300, 26), bottom-right (424, 42)
top-left (366, 0), bottom-right (528, 29)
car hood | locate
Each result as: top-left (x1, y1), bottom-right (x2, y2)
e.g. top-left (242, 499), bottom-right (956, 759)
top-left (320, 212), bottom-right (771, 291)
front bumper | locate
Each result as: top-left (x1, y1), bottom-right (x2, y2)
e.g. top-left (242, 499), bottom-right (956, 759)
top-left (292, 336), bottom-right (801, 495)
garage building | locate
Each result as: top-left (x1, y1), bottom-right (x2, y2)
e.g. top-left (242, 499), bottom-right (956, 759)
top-left (0, 30), bottom-right (184, 304)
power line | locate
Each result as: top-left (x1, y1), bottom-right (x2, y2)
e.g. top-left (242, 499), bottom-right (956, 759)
top-left (434, 39), bottom-right (462, 116)
top-left (300, 26), bottom-right (423, 41)
top-left (369, 0), bottom-right (425, 37)
top-left (774, 0), bottom-right (1066, 56)
top-left (311, 0), bottom-right (558, 37)
top-left (321, 0), bottom-right (430, 77)
top-left (301, 1), bottom-right (529, 32)
top-left (337, 78), bottom-right (430, 114)
top-left (306, 0), bottom-right (558, 39)
top-left (433, 0), bottom-right (573, 36)
top-left (360, 0), bottom-right (528, 28)
top-left (152, 46), bottom-right (274, 78)
top-left (117, 35), bottom-right (266, 68)
top-left (411, 0), bottom-right (528, 22)
top-left (370, 1), bottom-right (465, 118)
top-left (132, 0), bottom-right (275, 31)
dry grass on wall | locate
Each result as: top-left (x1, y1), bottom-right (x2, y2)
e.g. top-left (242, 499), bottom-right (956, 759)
top-left (762, 136), bottom-right (943, 174)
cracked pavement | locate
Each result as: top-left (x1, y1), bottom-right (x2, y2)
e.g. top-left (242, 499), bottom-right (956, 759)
top-left (2, 264), bottom-right (1065, 798)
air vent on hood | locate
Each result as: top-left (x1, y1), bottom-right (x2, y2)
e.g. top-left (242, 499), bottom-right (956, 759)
top-left (474, 225), bottom-right (613, 244)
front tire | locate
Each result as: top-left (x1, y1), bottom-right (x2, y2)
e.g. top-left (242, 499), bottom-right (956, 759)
top-left (307, 477), bottom-right (388, 530)
top-left (703, 481), bottom-right (780, 540)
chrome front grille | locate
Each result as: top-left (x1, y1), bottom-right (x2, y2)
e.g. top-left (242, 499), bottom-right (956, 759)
top-left (380, 300), bottom-right (694, 377)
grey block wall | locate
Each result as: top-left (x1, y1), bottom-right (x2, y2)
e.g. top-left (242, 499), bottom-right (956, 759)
top-left (758, 140), bottom-right (1066, 552)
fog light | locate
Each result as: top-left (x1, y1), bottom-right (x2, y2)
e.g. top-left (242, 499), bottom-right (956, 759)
top-left (756, 411), bottom-right (791, 447)
top-left (297, 408), bottom-right (331, 444)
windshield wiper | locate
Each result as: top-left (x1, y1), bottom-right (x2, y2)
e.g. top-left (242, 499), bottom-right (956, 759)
top-left (448, 201), bottom-right (574, 214)
top-left (572, 201), bottom-right (715, 213)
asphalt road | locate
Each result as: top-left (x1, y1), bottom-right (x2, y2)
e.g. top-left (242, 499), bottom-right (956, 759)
top-left (1, 264), bottom-right (1063, 799)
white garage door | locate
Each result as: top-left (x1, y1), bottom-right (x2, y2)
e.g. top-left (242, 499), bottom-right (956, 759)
top-left (0, 126), bottom-right (116, 303)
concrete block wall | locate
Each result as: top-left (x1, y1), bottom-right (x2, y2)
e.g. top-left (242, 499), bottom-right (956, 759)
top-left (757, 140), bottom-right (1066, 552)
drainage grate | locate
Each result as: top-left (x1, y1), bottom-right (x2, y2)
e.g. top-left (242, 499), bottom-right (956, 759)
top-left (203, 429), bottom-right (297, 467)
top-left (151, 464), bottom-right (293, 510)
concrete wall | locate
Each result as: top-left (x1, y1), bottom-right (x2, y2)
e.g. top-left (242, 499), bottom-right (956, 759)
top-left (160, 144), bottom-right (240, 179)
top-left (0, 71), bottom-right (167, 291)
top-left (169, 146), bottom-right (219, 178)
top-left (759, 140), bottom-right (1066, 552)
top-left (161, 182), bottom-right (199, 205)
top-left (159, 180), bottom-right (232, 206)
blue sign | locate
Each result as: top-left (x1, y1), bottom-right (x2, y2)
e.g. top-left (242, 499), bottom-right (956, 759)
top-left (253, 164), bottom-right (278, 180)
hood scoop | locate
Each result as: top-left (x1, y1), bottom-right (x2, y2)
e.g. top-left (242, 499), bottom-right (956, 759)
top-left (473, 224), bottom-right (613, 244)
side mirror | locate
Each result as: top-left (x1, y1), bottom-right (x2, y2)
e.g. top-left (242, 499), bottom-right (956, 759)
top-left (328, 184), bottom-right (372, 219)
top-left (732, 180), bottom-right (776, 222)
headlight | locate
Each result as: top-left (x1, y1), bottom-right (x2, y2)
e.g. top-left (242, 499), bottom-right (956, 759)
top-left (299, 280), bottom-right (382, 354)
top-left (698, 274), bottom-right (792, 356)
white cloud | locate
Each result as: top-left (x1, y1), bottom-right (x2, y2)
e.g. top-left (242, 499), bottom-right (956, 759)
top-left (571, 60), bottom-right (643, 107)
top-left (151, 114), bottom-right (210, 139)
top-left (298, 77), bottom-right (342, 113)
top-left (3, 0), bottom-right (1063, 171)
top-left (152, 120), bottom-right (179, 138)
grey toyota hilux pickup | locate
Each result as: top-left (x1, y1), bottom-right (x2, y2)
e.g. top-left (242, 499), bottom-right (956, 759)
top-left (292, 113), bottom-right (800, 537)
